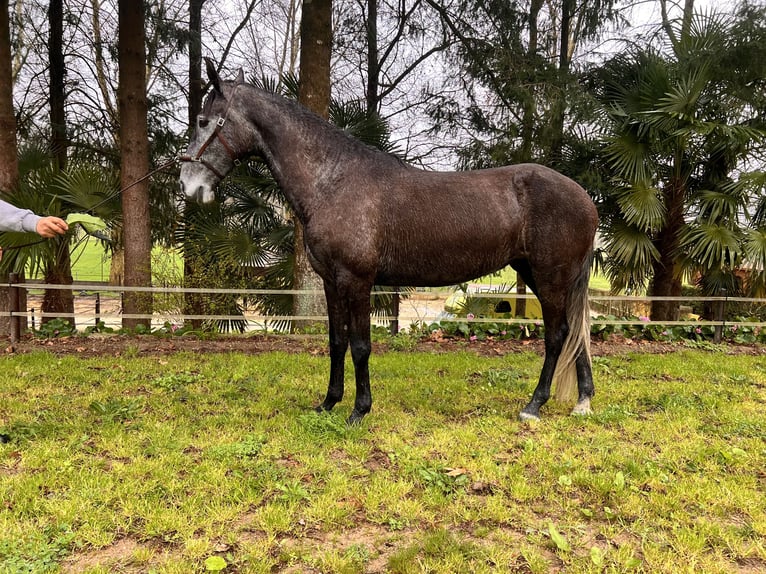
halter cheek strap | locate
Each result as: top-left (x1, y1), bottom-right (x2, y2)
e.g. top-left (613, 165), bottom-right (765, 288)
top-left (179, 86), bottom-right (242, 179)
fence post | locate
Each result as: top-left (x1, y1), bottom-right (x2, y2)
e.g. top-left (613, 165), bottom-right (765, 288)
top-left (95, 292), bottom-right (101, 326)
top-left (713, 288), bottom-right (727, 344)
top-left (390, 287), bottom-right (400, 336)
top-left (9, 272), bottom-right (20, 343)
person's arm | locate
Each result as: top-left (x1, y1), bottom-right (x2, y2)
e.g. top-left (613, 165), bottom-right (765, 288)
top-left (0, 199), bottom-right (68, 237)
top-left (0, 199), bottom-right (41, 233)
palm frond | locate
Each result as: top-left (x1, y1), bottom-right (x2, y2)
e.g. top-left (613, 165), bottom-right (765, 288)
top-left (603, 222), bottom-right (659, 292)
top-left (680, 222), bottom-right (742, 270)
top-left (604, 135), bottom-right (654, 184)
top-left (744, 228), bottom-right (766, 273)
top-left (616, 183), bottom-right (665, 231)
top-left (51, 164), bottom-right (121, 221)
top-left (653, 65), bottom-right (710, 123)
top-left (694, 188), bottom-right (744, 222)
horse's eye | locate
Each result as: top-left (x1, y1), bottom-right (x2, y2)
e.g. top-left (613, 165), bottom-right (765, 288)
top-left (198, 116), bottom-right (209, 128)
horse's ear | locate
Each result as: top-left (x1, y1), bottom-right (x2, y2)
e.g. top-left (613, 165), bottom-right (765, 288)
top-left (205, 57), bottom-right (222, 95)
top-left (235, 68), bottom-right (244, 84)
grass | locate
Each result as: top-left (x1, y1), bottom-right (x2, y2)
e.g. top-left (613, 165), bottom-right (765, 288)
top-left (68, 238), bottom-right (111, 282)
top-left (1, 346), bottom-right (765, 572)
top-left (32, 238), bottom-right (182, 284)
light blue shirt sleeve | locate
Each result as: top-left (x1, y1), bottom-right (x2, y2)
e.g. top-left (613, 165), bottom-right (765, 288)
top-left (0, 199), bottom-right (41, 233)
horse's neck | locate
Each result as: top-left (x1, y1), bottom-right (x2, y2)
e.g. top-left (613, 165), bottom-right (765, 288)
top-left (244, 90), bottom-right (343, 222)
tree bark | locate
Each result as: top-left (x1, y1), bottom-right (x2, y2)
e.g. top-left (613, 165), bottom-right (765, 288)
top-left (183, 0), bottom-right (205, 330)
top-left (365, 0), bottom-right (379, 115)
top-left (44, 0), bottom-right (75, 325)
top-left (0, 0), bottom-right (19, 335)
top-left (42, 243), bottom-right (74, 326)
top-left (292, 0), bottom-right (332, 330)
top-left (0, 0), bottom-right (17, 194)
top-left (188, 0), bottom-right (205, 123)
top-left (649, 179), bottom-right (685, 321)
top-left (118, 0), bottom-right (152, 329)
top-left (548, 0), bottom-right (572, 168)
top-left (49, 0), bottom-right (67, 170)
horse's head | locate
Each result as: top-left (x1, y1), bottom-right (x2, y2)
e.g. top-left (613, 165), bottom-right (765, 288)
top-left (179, 58), bottom-right (248, 204)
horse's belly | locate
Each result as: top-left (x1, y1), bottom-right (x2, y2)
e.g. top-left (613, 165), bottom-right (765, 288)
top-left (377, 244), bottom-right (511, 287)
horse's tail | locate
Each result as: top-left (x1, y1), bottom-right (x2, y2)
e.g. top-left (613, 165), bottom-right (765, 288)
top-left (552, 251), bottom-right (592, 402)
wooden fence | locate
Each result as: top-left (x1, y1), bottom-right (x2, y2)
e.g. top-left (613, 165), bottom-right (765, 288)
top-left (4, 275), bottom-right (766, 343)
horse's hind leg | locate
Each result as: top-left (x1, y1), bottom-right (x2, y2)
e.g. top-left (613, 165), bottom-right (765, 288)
top-left (571, 348), bottom-right (594, 415)
top-left (316, 283), bottom-right (349, 413)
top-left (347, 292), bottom-right (373, 424)
top-left (519, 315), bottom-right (568, 421)
top-left (512, 261), bottom-right (566, 421)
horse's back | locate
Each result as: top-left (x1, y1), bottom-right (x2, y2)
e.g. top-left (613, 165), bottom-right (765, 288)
top-left (388, 163), bottom-right (597, 246)
top-left (370, 163), bottom-right (596, 286)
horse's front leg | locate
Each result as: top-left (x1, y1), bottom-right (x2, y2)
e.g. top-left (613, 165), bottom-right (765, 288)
top-left (316, 283), bottom-right (349, 413)
top-left (347, 292), bottom-right (373, 424)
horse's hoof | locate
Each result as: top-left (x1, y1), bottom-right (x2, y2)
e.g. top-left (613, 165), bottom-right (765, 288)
top-left (518, 411), bottom-right (540, 423)
top-left (315, 401), bottom-right (335, 413)
top-left (347, 410), bottom-right (368, 426)
top-left (571, 399), bottom-right (592, 416)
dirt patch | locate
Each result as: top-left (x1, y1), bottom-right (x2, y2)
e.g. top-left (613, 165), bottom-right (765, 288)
top-left (62, 537), bottom-right (143, 573)
top-left (275, 522), bottom-right (406, 574)
top-left (4, 332), bottom-right (765, 359)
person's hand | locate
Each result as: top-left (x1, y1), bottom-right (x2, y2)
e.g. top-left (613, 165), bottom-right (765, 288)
top-left (36, 216), bottom-right (69, 238)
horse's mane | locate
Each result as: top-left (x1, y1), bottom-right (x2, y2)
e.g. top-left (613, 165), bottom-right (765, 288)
top-left (218, 81), bottom-right (409, 170)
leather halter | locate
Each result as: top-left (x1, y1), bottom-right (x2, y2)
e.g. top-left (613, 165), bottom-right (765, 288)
top-left (179, 87), bottom-right (242, 179)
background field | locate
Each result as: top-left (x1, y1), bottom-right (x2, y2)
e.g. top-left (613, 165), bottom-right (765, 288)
top-left (1, 346), bottom-right (764, 573)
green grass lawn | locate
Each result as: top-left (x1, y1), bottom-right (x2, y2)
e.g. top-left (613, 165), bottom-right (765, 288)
top-left (69, 238), bottom-right (111, 282)
top-left (1, 346), bottom-right (764, 572)
top-left (61, 238), bottom-right (182, 283)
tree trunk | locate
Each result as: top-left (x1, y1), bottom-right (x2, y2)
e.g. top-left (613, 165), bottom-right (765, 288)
top-left (49, 0), bottom-right (67, 170)
top-left (0, 0), bottom-right (19, 335)
top-left (365, 0), bottom-right (379, 115)
top-left (293, 0), bottom-right (332, 330)
top-left (649, 179), bottom-right (685, 321)
top-left (548, 0), bottom-right (572, 168)
top-left (183, 0), bottom-right (205, 330)
top-left (188, 0), bottom-right (205, 122)
top-left (515, 0), bottom-right (543, 318)
top-left (42, 242), bottom-right (75, 327)
top-left (0, 1), bottom-right (17, 193)
top-left (43, 0), bottom-right (75, 325)
top-left (118, 0), bottom-right (152, 330)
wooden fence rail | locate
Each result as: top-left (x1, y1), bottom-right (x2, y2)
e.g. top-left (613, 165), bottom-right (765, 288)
top-left (4, 278), bottom-right (766, 343)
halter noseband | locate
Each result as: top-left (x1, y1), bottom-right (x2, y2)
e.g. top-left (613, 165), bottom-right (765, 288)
top-left (179, 86), bottom-right (242, 179)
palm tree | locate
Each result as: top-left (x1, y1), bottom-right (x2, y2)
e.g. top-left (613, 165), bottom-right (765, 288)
top-left (0, 146), bottom-right (120, 326)
top-left (591, 8), bottom-right (766, 320)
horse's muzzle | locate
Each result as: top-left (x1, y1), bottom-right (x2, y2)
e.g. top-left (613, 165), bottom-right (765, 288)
top-left (179, 178), bottom-right (214, 204)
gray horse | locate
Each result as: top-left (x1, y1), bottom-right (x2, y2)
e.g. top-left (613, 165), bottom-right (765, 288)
top-left (179, 59), bottom-right (599, 423)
